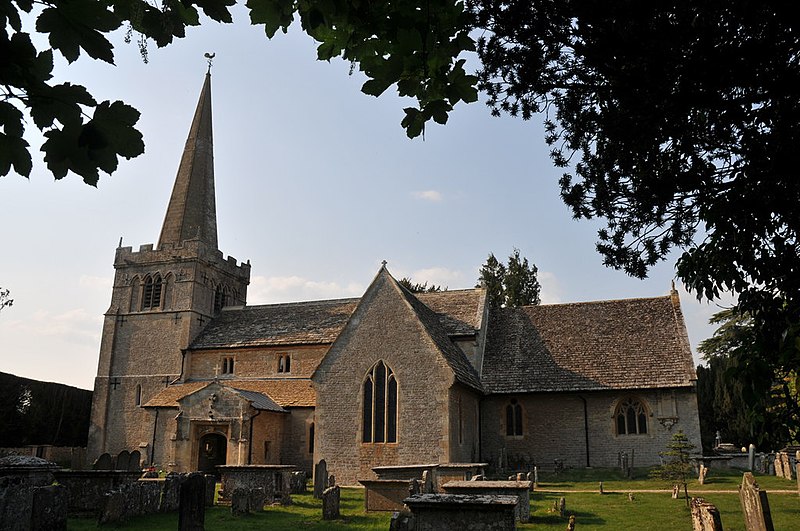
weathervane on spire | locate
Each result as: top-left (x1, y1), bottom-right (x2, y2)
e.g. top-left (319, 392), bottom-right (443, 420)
top-left (204, 52), bottom-right (216, 73)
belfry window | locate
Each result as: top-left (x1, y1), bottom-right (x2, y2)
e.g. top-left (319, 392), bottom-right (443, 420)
top-left (615, 397), bottom-right (648, 435)
top-left (505, 399), bottom-right (523, 436)
top-left (362, 361), bottom-right (398, 443)
top-left (278, 354), bottom-right (291, 373)
top-left (214, 284), bottom-right (227, 314)
top-left (141, 274), bottom-right (162, 310)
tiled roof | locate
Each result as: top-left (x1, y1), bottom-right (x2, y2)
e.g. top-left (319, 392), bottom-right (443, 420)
top-left (143, 381), bottom-right (209, 407)
top-left (232, 388), bottom-right (287, 413)
top-left (191, 298), bottom-right (359, 349)
top-left (191, 289), bottom-right (486, 350)
top-left (481, 295), bottom-right (696, 393)
top-left (399, 285), bottom-right (483, 392)
top-left (143, 379), bottom-right (316, 408)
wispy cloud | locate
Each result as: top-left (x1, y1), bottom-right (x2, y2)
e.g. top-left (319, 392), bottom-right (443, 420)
top-left (248, 275), bottom-right (365, 304)
top-left (412, 190), bottom-right (443, 202)
top-left (538, 271), bottom-right (563, 304)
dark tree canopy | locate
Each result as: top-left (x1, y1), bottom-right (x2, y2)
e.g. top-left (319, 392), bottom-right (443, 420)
top-left (397, 277), bottom-right (445, 293)
top-left (476, 248), bottom-right (540, 307)
top-left (0, 372), bottom-right (92, 447)
top-left (696, 309), bottom-right (799, 450)
top-left (0, 287), bottom-right (12, 313)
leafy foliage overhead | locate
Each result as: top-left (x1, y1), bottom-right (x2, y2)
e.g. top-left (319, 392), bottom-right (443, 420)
top-left (1, 0), bottom-right (478, 184)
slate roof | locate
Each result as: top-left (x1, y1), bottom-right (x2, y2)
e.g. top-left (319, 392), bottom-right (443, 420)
top-left (232, 388), bottom-right (287, 412)
top-left (191, 289), bottom-right (485, 350)
top-left (143, 379), bottom-right (316, 408)
top-left (398, 284), bottom-right (483, 392)
top-left (481, 295), bottom-right (696, 394)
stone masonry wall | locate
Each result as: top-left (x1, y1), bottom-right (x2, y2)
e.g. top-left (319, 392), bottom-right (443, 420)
top-left (448, 386), bottom-right (481, 463)
top-left (186, 345), bottom-right (328, 380)
top-left (281, 408), bottom-right (314, 474)
top-left (481, 388), bottom-right (701, 470)
top-left (314, 273), bottom-right (457, 485)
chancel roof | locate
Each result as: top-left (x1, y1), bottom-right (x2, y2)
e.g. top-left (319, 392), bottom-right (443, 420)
top-left (481, 295), bottom-right (696, 394)
top-left (191, 288), bottom-right (485, 350)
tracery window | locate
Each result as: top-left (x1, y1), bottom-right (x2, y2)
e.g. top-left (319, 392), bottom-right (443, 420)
top-left (505, 399), bottom-right (523, 436)
top-left (362, 361), bottom-right (398, 443)
top-left (141, 274), bottom-right (162, 310)
top-left (214, 284), bottom-right (229, 314)
top-left (615, 397), bottom-right (648, 435)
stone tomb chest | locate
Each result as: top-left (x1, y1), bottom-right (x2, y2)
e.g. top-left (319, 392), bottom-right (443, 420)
top-left (442, 480), bottom-right (531, 522)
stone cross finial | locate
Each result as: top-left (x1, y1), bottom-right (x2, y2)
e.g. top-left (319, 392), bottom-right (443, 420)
top-left (381, 260), bottom-right (387, 267)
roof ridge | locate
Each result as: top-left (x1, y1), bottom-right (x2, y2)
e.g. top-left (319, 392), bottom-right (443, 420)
top-left (527, 294), bottom-right (672, 309)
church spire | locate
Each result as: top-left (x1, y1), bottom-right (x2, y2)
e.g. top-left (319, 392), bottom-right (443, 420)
top-left (158, 73), bottom-right (218, 249)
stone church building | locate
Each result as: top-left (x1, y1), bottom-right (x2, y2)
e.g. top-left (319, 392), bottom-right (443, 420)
top-left (87, 75), bottom-right (701, 485)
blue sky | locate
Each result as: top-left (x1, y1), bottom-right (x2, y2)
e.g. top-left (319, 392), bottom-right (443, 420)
top-left (0, 9), bottom-right (732, 389)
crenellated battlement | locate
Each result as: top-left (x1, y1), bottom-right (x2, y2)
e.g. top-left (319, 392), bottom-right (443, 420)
top-left (114, 239), bottom-right (251, 278)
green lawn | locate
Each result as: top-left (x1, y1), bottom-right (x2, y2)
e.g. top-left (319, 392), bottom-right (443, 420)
top-left (67, 469), bottom-right (799, 530)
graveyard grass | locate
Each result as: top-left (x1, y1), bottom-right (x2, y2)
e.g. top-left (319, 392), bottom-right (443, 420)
top-left (66, 469), bottom-right (799, 531)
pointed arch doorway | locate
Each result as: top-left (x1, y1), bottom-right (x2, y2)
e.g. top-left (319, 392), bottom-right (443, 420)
top-left (198, 433), bottom-right (227, 475)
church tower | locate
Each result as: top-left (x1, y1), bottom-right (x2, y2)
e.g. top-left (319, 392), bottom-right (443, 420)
top-left (87, 74), bottom-right (251, 463)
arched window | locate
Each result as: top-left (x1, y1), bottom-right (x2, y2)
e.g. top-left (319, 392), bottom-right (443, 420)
top-left (278, 354), bottom-right (291, 373)
top-left (135, 384), bottom-right (142, 407)
top-left (129, 277), bottom-right (141, 312)
top-left (362, 361), bottom-right (398, 443)
top-left (141, 274), bottom-right (162, 310)
top-left (505, 399), bottom-right (523, 436)
top-left (615, 397), bottom-right (649, 435)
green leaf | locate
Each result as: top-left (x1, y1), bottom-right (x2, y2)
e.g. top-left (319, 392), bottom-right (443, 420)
top-left (401, 107), bottom-right (424, 139)
top-left (248, 0), bottom-right (294, 38)
top-left (0, 102), bottom-right (26, 138)
top-left (361, 78), bottom-right (392, 98)
top-left (0, 132), bottom-right (32, 177)
top-left (28, 83), bottom-right (97, 130)
top-left (36, 3), bottom-right (120, 64)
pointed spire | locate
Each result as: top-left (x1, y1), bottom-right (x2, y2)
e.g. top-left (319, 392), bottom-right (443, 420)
top-left (158, 73), bottom-right (218, 249)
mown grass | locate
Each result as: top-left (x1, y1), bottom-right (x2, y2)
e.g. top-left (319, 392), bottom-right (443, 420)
top-left (67, 469), bottom-right (799, 530)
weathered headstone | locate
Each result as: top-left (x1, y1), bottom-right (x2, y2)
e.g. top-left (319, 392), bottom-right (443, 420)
top-left (672, 485), bottom-right (680, 499)
top-left (698, 464), bottom-right (708, 485)
top-left (160, 472), bottom-right (184, 512)
top-left (748, 444), bottom-right (756, 471)
top-left (421, 470), bottom-right (433, 494)
top-left (328, 474), bottom-right (336, 487)
top-left (289, 471), bottom-right (307, 494)
top-left (99, 490), bottom-right (129, 525)
top-left (690, 497), bottom-right (723, 531)
top-left (30, 485), bottom-right (67, 531)
top-left (599, 481), bottom-right (604, 494)
top-left (204, 474), bottom-right (216, 506)
top-left (627, 492), bottom-right (635, 502)
top-left (178, 472), bottom-right (205, 531)
top-left (516, 472), bottom-right (525, 481)
top-left (231, 489), bottom-right (251, 516)
top-left (534, 466), bottom-right (539, 488)
top-left (390, 510), bottom-right (414, 531)
top-left (93, 453), bottom-right (112, 470)
top-left (780, 453), bottom-right (792, 481)
top-left (773, 453), bottom-right (783, 478)
top-left (128, 450), bottom-right (141, 471)
top-left (313, 459), bottom-right (327, 499)
top-left (738, 472), bottom-right (774, 531)
top-left (567, 514), bottom-right (576, 531)
top-left (555, 496), bottom-right (566, 517)
top-left (322, 485), bottom-right (340, 520)
top-left (409, 479), bottom-right (421, 496)
top-left (115, 450), bottom-right (131, 471)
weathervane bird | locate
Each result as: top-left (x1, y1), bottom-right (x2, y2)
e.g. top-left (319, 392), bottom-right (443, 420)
top-left (204, 52), bottom-right (215, 72)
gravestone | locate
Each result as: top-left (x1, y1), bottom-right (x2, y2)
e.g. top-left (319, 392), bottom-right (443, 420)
top-left (30, 485), bottom-right (67, 531)
top-left (780, 453), bottom-right (792, 481)
top-left (516, 472), bottom-right (525, 481)
top-left (93, 453), bottom-right (112, 470)
top-left (115, 450), bottom-right (131, 471)
top-left (672, 485), bottom-right (680, 499)
top-left (738, 472), bottom-right (774, 531)
top-left (409, 479), bottom-right (421, 496)
top-left (289, 471), bottom-right (307, 494)
top-left (231, 487), bottom-right (266, 516)
top-left (599, 481), bottom-right (604, 494)
top-left (328, 474), bottom-right (336, 487)
top-left (533, 466), bottom-right (538, 488)
top-left (627, 492), bottom-right (635, 502)
top-left (748, 444), bottom-right (756, 471)
top-left (390, 510), bottom-right (415, 531)
top-left (98, 490), bottom-right (128, 525)
top-left (773, 453), bottom-right (783, 478)
top-left (128, 450), bottom-right (141, 471)
top-left (698, 464), bottom-right (708, 485)
top-left (554, 496), bottom-right (566, 517)
top-left (160, 473), bottom-right (184, 512)
top-left (313, 459), bottom-right (327, 499)
top-left (322, 485), bottom-right (340, 520)
top-left (567, 515), bottom-right (576, 531)
top-left (690, 497), bottom-right (723, 531)
top-left (204, 474), bottom-right (216, 506)
top-left (421, 470), bottom-right (433, 494)
top-left (178, 472), bottom-right (205, 531)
